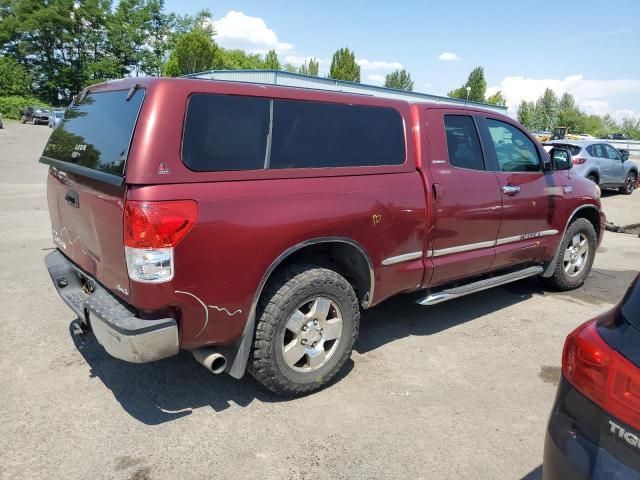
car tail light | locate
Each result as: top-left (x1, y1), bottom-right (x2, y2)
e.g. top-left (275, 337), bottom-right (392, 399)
top-left (572, 157), bottom-right (587, 165)
top-left (124, 200), bottom-right (198, 283)
top-left (563, 320), bottom-right (640, 430)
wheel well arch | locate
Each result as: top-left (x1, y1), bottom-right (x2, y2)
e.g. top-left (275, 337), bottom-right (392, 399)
top-left (227, 237), bottom-right (374, 378)
top-left (542, 204), bottom-right (601, 278)
top-left (569, 205), bottom-right (601, 242)
top-left (267, 238), bottom-right (374, 308)
top-left (586, 170), bottom-right (600, 183)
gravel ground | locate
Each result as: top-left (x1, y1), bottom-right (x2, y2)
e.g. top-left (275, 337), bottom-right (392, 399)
top-left (1, 121), bottom-right (639, 480)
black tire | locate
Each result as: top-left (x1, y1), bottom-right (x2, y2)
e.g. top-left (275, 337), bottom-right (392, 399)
top-left (586, 174), bottom-right (598, 184)
top-left (544, 218), bottom-right (597, 291)
top-left (620, 172), bottom-right (637, 195)
top-left (249, 264), bottom-right (360, 396)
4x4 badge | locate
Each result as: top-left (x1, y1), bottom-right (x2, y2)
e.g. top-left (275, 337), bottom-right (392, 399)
top-left (157, 163), bottom-right (170, 175)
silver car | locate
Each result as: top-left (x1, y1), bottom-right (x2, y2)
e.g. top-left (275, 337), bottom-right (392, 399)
top-left (48, 110), bottom-right (64, 128)
top-left (544, 140), bottom-right (638, 195)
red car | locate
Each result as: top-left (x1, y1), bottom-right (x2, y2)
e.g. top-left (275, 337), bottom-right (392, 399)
top-left (41, 77), bottom-right (604, 395)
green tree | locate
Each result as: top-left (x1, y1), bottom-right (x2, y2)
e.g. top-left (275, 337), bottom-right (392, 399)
top-left (298, 58), bottom-right (319, 76)
top-left (328, 47), bottom-right (360, 82)
top-left (214, 48), bottom-right (264, 70)
top-left (0, 0), bottom-right (115, 104)
top-left (384, 69), bottom-right (413, 91)
top-left (283, 63), bottom-right (297, 73)
top-left (447, 66), bottom-right (487, 102)
top-left (517, 100), bottom-right (536, 130)
top-left (486, 90), bottom-right (507, 106)
top-left (163, 29), bottom-right (217, 76)
top-left (0, 56), bottom-right (32, 96)
top-left (263, 49), bottom-right (280, 70)
top-left (534, 88), bottom-right (558, 131)
top-left (621, 116), bottom-right (640, 140)
top-left (556, 93), bottom-right (585, 134)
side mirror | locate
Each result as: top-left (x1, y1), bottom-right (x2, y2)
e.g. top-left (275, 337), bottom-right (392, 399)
top-left (619, 149), bottom-right (630, 161)
top-left (549, 147), bottom-right (573, 171)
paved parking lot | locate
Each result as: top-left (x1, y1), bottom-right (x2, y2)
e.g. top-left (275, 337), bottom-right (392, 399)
top-left (1, 121), bottom-right (639, 480)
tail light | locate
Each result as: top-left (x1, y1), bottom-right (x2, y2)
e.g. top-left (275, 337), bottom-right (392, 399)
top-left (572, 157), bottom-right (587, 165)
top-left (124, 200), bottom-right (198, 283)
top-left (563, 319), bottom-right (640, 430)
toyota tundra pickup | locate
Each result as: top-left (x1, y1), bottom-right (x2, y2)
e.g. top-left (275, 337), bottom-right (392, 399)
top-left (41, 77), bottom-right (604, 396)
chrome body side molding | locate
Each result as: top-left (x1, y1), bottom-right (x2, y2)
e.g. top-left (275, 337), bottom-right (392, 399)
top-left (431, 229), bottom-right (559, 258)
top-left (432, 240), bottom-right (495, 257)
top-left (381, 251), bottom-right (423, 266)
top-left (495, 229), bottom-right (559, 246)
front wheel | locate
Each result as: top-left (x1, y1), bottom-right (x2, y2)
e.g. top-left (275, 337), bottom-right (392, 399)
top-left (620, 172), bottom-right (637, 195)
top-left (249, 265), bottom-right (360, 396)
top-left (544, 218), bottom-right (597, 291)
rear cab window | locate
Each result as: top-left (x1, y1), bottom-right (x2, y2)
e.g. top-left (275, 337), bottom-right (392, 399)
top-left (181, 93), bottom-right (406, 172)
top-left (443, 115), bottom-right (485, 170)
top-left (42, 88), bottom-right (145, 178)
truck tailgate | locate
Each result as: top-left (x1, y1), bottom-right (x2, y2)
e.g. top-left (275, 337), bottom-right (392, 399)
top-left (41, 87), bottom-right (145, 299)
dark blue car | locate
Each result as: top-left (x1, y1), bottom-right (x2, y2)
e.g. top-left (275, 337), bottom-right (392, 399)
top-left (544, 274), bottom-right (640, 479)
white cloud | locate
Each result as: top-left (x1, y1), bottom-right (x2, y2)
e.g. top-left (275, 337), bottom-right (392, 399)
top-left (438, 52), bottom-right (460, 61)
top-left (357, 59), bottom-right (403, 71)
top-left (284, 55), bottom-right (328, 67)
top-left (487, 74), bottom-right (640, 118)
top-left (610, 109), bottom-right (640, 123)
top-left (212, 11), bottom-right (294, 54)
top-left (367, 74), bottom-right (385, 84)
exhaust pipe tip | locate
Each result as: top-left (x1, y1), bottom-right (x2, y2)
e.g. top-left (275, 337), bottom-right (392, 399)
top-left (192, 348), bottom-right (227, 374)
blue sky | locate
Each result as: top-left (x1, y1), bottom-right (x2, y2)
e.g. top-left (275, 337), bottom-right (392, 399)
top-left (164, 0), bottom-right (640, 120)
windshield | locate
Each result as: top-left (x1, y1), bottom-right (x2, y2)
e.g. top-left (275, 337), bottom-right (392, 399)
top-left (42, 89), bottom-right (144, 176)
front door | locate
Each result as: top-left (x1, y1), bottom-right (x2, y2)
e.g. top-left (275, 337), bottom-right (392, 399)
top-left (423, 109), bottom-right (502, 287)
top-left (478, 116), bottom-right (558, 270)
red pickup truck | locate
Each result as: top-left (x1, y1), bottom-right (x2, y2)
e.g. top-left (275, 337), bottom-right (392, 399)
top-left (42, 77), bottom-right (604, 396)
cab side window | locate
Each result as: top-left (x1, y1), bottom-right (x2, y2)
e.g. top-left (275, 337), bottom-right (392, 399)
top-left (589, 144), bottom-right (605, 158)
top-left (486, 119), bottom-right (540, 172)
top-left (443, 115), bottom-right (485, 170)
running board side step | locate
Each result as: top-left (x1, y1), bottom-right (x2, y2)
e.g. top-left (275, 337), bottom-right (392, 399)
top-left (416, 266), bottom-right (544, 306)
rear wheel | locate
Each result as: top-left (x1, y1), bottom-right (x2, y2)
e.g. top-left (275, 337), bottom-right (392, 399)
top-left (249, 264), bottom-right (360, 396)
top-left (586, 174), bottom-right (598, 184)
top-left (620, 172), bottom-right (637, 195)
top-left (544, 218), bottom-right (597, 291)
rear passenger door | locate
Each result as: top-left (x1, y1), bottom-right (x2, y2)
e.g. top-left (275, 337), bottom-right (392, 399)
top-left (603, 144), bottom-right (625, 184)
top-left (588, 144), bottom-right (610, 183)
top-left (478, 117), bottom-right (556, 270)
top-left (424, 109), bottom-right (502, 287)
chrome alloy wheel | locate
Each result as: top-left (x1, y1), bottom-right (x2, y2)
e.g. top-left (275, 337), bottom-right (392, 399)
top-left (564, 233), bottom-right (589, 277)
top-left (626, 173), bottom-right (636, 194)
top-left (282, 296), bottom-right (343, 372)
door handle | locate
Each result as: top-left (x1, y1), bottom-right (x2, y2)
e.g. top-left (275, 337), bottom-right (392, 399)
top-left (65, 190), bottom-right (79, 208)
top-left (502, 185), bottom-right (521, 195)
top-left (432, 183), bottom-right (443, 202)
